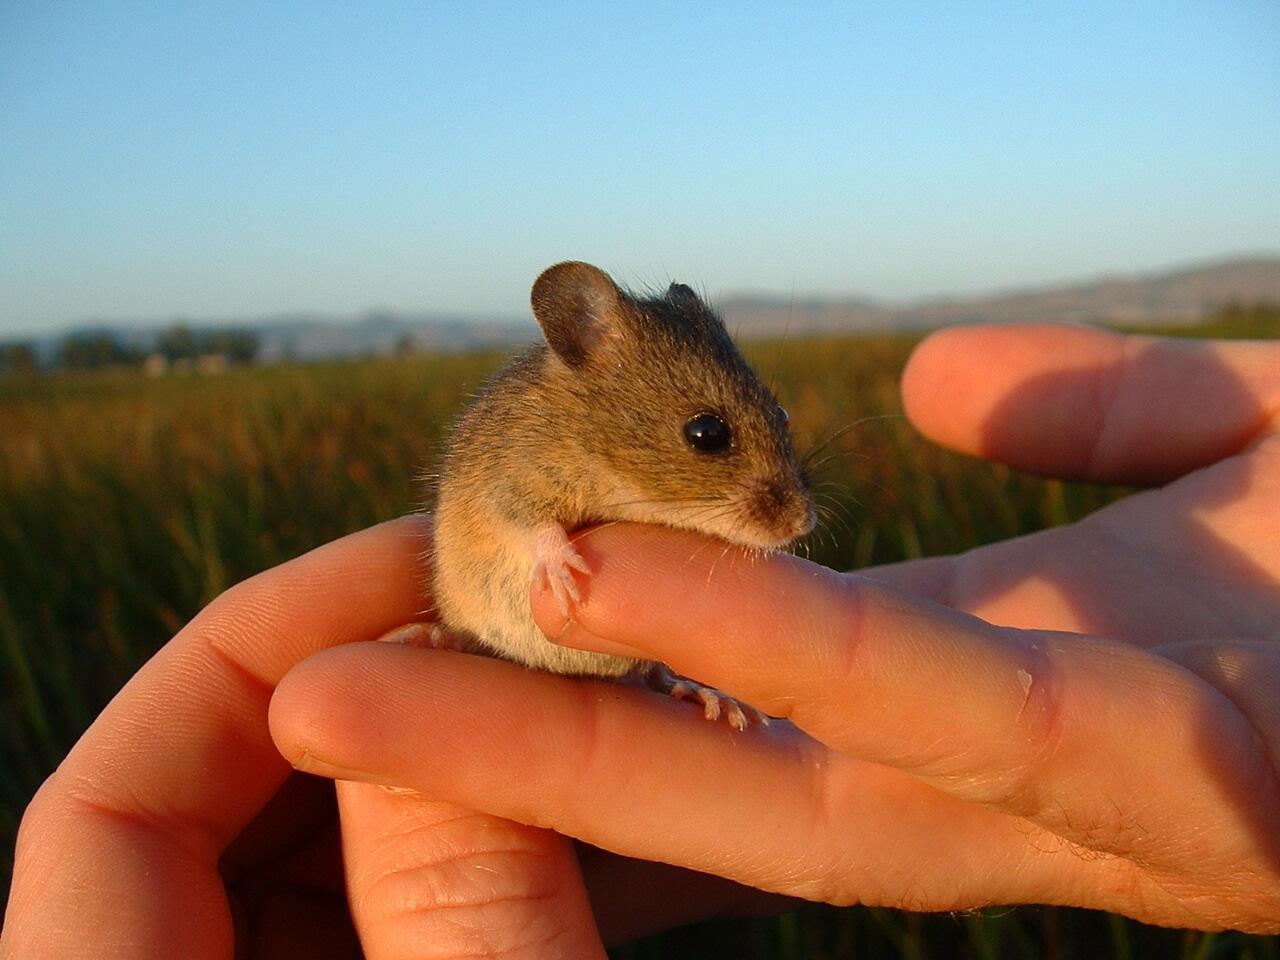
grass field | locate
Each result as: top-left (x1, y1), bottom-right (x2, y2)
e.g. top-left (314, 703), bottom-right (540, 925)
top-left (2, 317), bottom-right (1278, 957)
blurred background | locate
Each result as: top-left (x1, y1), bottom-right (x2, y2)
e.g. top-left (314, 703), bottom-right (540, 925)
top-left (2, 3), bottom-right (1278, 957)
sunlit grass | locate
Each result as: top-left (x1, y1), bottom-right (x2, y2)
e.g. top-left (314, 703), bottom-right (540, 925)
top-left (2, 314), bottom-right (1277, 956)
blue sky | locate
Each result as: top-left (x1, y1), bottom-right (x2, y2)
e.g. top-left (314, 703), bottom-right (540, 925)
top-left (1, 2), bottom-right (1277, 335)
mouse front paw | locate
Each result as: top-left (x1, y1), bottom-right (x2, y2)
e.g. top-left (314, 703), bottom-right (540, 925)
top-left (531, 522), bottom-right (591, 616)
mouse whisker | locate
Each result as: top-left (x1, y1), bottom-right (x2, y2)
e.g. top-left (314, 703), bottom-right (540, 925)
top-left (802, 453), bottom-right (873, 488)
top-left (704, 539), bottom-right (736, 587)
top-left (675, 534), bottom-right (728, 571)
top-left (810, 478), bottom-right (851, 493)
top-left (803, 514), bottom-right (840, 555)
top-left (667, 500), bottom-right (746, 525)
top-left (809, 472), bottom-right (880, 508)
top-left (810, 494), bottom-right (858, 541)
top-left (833, 467), bottom-right (906, 503)
top-left (590, 495), bottom-right (726, 516)
top-left (825, 507), bottom-right (859, 539)
top-left (814, 496), bottom-right (855, 535)
top-left (678, 532), bottom-right (728, 570)
top-left (814, 516), bottom-right (853, 550)
top-left (667, 496), bottom-right (759, 539)
top-left (585, 494), bottom-right (731, 524)
top-left (675, 503), bottom-right (741, 529)
top-left (809, 482), bottom-right (850, 502)
top-left (800, 413), bottom-right (906, 468)
top-left (574, 518), bottom-right (626, 538)
top-left (824, 494), bottom-right (854, 525)
top-left (806, 450), bottom-right (874, 473)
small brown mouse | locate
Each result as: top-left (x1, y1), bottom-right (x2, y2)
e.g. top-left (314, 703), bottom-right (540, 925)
top-left (427, 261), bottom-right (815, 727)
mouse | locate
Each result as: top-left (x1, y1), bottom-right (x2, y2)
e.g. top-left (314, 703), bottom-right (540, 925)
top-left (423, 260), bottom-right (816, 728)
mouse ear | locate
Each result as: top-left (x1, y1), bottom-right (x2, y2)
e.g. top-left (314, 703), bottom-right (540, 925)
top-left (530, 261), bottom-right (624, 368)
top-left (668, 282), bottom-right (702, 308)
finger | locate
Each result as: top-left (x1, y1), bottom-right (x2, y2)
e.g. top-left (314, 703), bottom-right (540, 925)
top-left (271, 643), bottom-right (1149, 921)
top-left (335, 783), bottom-right (606, 960)
top-left (2, 515), bottom-right (431, 960)
top-left (901, 324), bottom-right (1280, 485)
top-left (1158, 638), bottom-right (1280, 771)
top-left (530, 525), bottom-right (1280, 905)
top-left (856, 553), bottom-right (956, 605)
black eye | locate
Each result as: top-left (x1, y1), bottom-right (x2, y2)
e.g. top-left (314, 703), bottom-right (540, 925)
top-left (683, 412), bottom-right (732, 453)
top-left (777, 406), bottom-right (789, 426)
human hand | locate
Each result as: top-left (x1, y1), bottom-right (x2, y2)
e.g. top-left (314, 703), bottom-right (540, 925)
top-left (1, 516), bottom-right (607, 959)
top-left (269, 324), bottom-right (1280, 934)
top-left (0, 512), bottom-right (757, 959)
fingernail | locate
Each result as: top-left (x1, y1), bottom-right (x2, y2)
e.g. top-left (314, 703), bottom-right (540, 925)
top-left (292, 749), bottom-right (396, 786)
top-left (545, 617), bottom-right (648, 660)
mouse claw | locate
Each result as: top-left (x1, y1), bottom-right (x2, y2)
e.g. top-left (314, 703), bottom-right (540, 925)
top-left (645, 664), bottom-right (769, 731)
top-left (375, 621), bottom-right (465, 651)
top-left (532, 522), bottom-right (588, 616)
top-left (536, 560), bottom-right (578, 616)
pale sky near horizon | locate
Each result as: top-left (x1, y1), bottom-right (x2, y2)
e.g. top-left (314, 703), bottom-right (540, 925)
top-left (2, 2), bottom-right (1278, 336)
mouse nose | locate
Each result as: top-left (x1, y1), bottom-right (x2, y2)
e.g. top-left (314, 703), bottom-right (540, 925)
top-left (751, 474), bottom-right (815, 542)
top-left (790, 498), bottom-right (817, 539)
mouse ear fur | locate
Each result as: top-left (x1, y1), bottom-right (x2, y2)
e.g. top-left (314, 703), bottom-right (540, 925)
top-left (531, 261), bottom-right (624, 368)
top-left (667, 282), bottom-right (701, 308)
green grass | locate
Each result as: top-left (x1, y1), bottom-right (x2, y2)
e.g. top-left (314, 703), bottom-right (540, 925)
top-left (2, 315), bottom-right (1278, 956)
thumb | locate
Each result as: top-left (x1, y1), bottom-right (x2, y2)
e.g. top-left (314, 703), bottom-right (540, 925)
top-left (335, 782), bottom-right (607, 960)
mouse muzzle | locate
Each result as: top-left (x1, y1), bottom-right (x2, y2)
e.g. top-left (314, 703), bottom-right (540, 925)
top-left (744, 471), bottom-right (816, 548)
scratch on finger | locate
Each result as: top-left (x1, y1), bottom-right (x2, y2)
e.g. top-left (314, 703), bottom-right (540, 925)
top-left (1016, 668), bottom-right (1034, 718)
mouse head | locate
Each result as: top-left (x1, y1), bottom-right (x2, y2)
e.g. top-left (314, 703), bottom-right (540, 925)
top-left (531, 261), bottom-right (815, 550)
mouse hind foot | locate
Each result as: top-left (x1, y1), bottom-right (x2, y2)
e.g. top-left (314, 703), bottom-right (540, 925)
top-left (375, 621), bottom-right (471, 653)
top-left (641, 662), bottom-right (770, 732)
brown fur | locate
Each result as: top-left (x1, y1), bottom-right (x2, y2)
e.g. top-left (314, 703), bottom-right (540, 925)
top-left (430, 262), bottom-right (814, 677)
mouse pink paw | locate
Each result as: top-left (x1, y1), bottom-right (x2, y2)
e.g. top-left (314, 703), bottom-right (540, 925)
top-left (531, 522), bottom-right (590, 616)
top-left (376, 619), bottom-right (458, 650)
top-left (375, 621), bottom-right (467, 652)
top-left (644, 663), bottom-right (769, 732)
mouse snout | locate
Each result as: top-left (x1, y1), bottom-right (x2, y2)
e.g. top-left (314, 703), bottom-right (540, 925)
top-left (749, 472), bottom-right (816, 545)
top-left (755, 475), bottom-right (791, 517)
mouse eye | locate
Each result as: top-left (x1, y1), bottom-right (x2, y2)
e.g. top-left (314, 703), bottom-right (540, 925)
top-left (683, 412), bottom-right (732, 454)
top-left (777, 405), bottom-right (789, 426)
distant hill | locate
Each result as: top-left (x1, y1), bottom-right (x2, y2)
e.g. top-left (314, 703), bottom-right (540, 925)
top-left (719, 254), bottom-right (1280, 335)
top-left (11, 254), bottom-right (1279, 365)
top-left (245, 311), bottom-right (535, 362)
top-left (21, 310), bottom-right (536, 366)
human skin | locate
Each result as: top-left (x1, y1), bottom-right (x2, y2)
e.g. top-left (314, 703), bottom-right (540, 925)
top-left (3, 324), bottom-right (1278, 958)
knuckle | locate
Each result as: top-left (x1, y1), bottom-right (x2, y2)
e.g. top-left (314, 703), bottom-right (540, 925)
top-left (356, 819), bottom-right (571, 959)
top-left (987, 636), bottom-right (1068, 818)
top-left (820, 572), bottom-right (873, 706)
top-left (759, 568), bottom-right (865, 722)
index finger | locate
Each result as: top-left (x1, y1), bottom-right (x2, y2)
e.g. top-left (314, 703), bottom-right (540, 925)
top-left (534, 525), bottom-right (1280, 883)
top-left (902, 325), bottom-right (1280, 485)
top-left (2, 515), bottom-right (430, 959)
